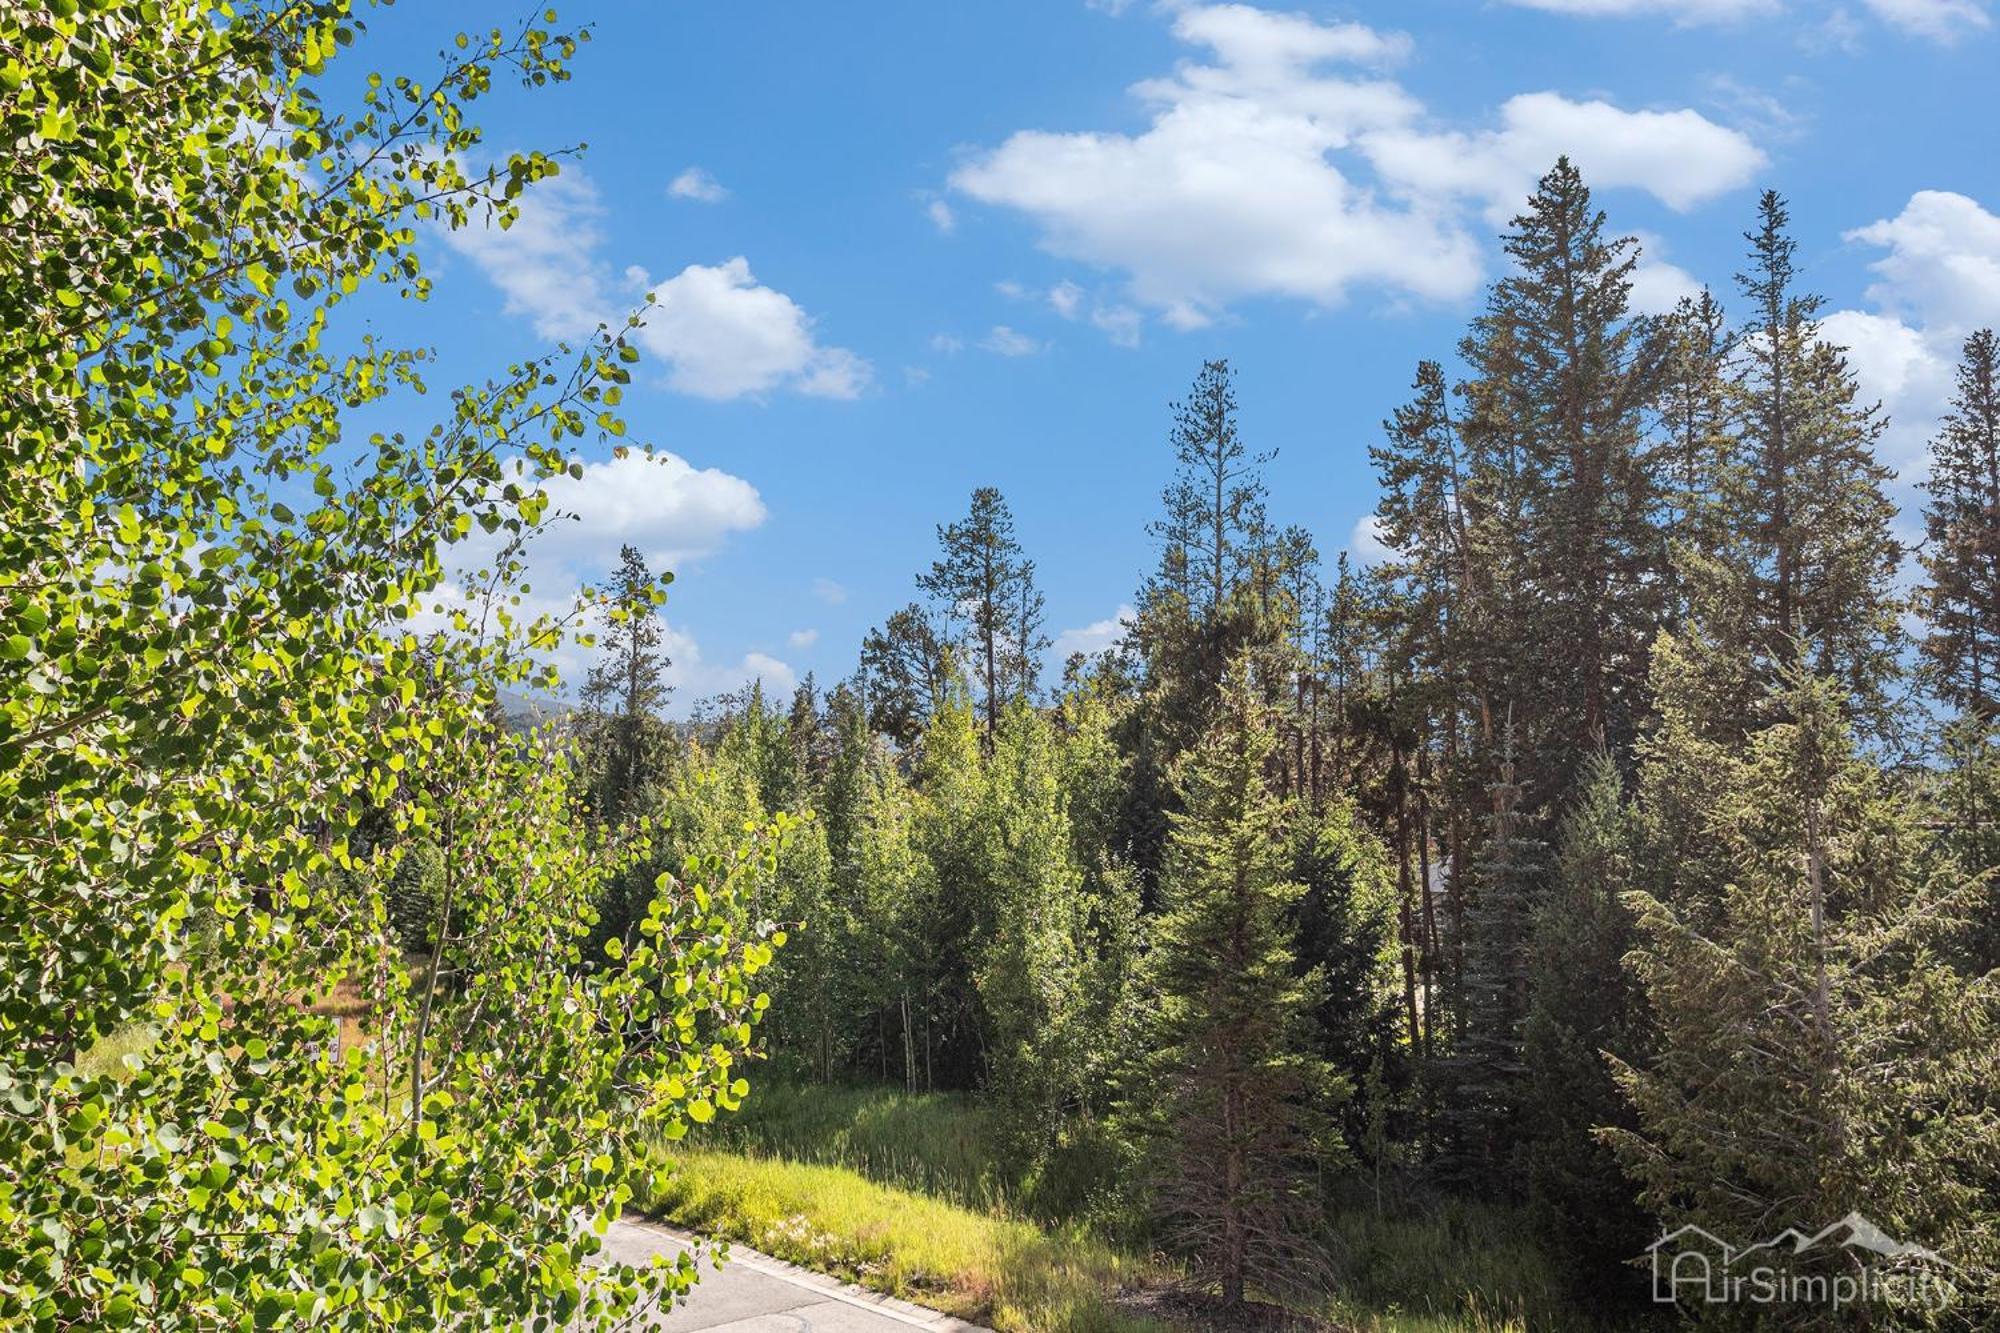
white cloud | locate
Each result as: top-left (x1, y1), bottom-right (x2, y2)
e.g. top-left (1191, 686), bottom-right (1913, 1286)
top-left (928, 199), bottom-right (957, 233)
top-left (812, 578), bottom-right (849, 605)
top-left (1827, 191), bottom-right (2000, 475)
top-left (949, 3), bottom-right (1762, 324)
top-left (443, 167), bottom-right (609, 341)
top-left (788, 628), bottom-right (820, 649)
top-left (1047, 280), bottom-right (1146, 346)
top-left (981, 325), bottom-right (1044, 356)
top-left (1859, 0), bottom-right (1990, 39)
top-left (1360, 93), bottom-right (1765, 222)
top-left (1348, 514), bottom-right (1395, 566)
top-left (1628, 257), bottom-right (1704, 316)
top-left (1052, 604), bottom-right (1135, 660)
top-left (444, 451), bottom-right (766, 607)
top-left (443, 165), bottom-right (868, 400)
top-left (929, 332), bottom-right (966, 354)
top-left (1846, 191), bottom-right (2000, 341)
top-left (628, 258), bottom-right (871, 400)
top-left (1625, 231), bottom-right (1706, 316)
top-left (661, 623), bottom-right (796, 703)
top-left (668, 166), bottom-right (729, 203)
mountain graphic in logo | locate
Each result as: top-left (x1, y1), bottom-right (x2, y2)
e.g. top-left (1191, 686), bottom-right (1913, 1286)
top-left (1795, 1213), bottom-right (1958, 1270)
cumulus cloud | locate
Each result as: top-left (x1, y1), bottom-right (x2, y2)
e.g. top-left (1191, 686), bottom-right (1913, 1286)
top-left (660, 623), bottom-right (797, 703)
top-left (1052, 605), bottom-right (1136, 660)
top-left (928, 199), bottom-right (957, 233)
top-left (1361, 92), bottom-right (1765, 221)
top-left (418, 450), bottom-right (774, 711)
top-left (442, 165), bottom-right (868, 400)
top-left (668, 166), bottom-right (729, 203)
top-left (1846, 191), bottom-right (2000, 340)
top-left (788, 628), bottom-right (820, 649)
top-left (812, 578), bottom-right (849, 605)
top-left (1348, 514), bottom-right (1395, 565)
top-left (1825, 191), bottom-right (2000, 474)
top-left (510, 450), bottom-right (767, 578)
top-left (949, 3), bottom-right (1762, 328)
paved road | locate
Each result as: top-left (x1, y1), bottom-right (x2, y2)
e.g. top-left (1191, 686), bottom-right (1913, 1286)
top-left (600, 1219), bottom-right (989, 1333)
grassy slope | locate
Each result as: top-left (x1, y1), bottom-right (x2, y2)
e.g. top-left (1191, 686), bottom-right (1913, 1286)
top-left (637, 1148), bottom-right (1165, 1333)
top-left (638, 1081), bottom-right (1661, 1333)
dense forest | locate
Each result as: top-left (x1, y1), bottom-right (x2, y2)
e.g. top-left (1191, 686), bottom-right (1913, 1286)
top-left (5, 3), bottom-right (1997, 1331)
top-left (520, 166), bottom-right (2000, 1324)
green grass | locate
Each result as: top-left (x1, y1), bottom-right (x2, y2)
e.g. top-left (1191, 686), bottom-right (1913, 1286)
top-left (73, 1024), bottom-right (156, 1082)
top-left (642, 1080), bottom-right (1664, 1332)
top-left (636, 1147), bottom-right (1168, 1333)
top-left (700, 1080), bottom-right (1014, 1211)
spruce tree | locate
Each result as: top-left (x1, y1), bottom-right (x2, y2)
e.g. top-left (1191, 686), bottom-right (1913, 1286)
top-left (1457, 156), bottom-right (1665, 789)
top-left (1657, 289), bottom-right (1740, 626)
top-left (1132, 663), bottom-right (1337, 1309)
top-left (1918, 328), bottom-right (2000, 723)
top-left (1520, 756), bottom-right (1650, 1300)
top-left (1443, 721), bottom-right (1546, 1187)
top-left (1712, 192), bottom-right (1904, 735)
top-left (1605, 667), bottom-right (2000, 1320)
top-left (580, 543), bottom-right (674, 823)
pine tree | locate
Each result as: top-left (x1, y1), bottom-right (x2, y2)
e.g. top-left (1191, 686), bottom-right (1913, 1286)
top-left (859, 602), bottom-right (955, 749)
top-left (1605, 667), bottom-right (2000, 1321)
top-left (1711, 191), bottom-right (1904, 734)
top-left (1458, 156), bottom-right (1666, 789)
top-left (1148, 359), bottom-right (1273, 622)
top-left (1132, 663), bottom-right (1337, 1309)
top-left (1656, 289), bottom-right (1740, 626)
top-left (579, 543), bottom-right (674, 823)
top-left (1520, 755), bottom-right (1650, 1300)
top-left (1443, 720), bottom-right (1545, 1187)
top-left (919, 487), bottom-right (1042, 741)
top-left (1127, 360), bottom-right (1282, 899)
top-left (1918, 328), bottom-right (2000, 723)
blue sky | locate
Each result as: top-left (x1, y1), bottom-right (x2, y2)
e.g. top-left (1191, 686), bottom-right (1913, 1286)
top-left (360, 0), bottom-right (1998, 710)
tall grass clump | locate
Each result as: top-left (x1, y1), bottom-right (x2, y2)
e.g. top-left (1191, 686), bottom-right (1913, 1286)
top-left (637, 1147), bottom-right (1166, 1333)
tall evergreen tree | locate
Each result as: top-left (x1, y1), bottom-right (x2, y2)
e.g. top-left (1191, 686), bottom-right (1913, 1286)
top-left (580, 543), bottom-right (674, 823)
top-left (1707, 191), bottom-right (1904, 734)
top-left (1126, 360), bottom-right (1283, 900)
top-left (919, 486), bottom-right (1042, 741)
top-left (1656, 288), bottom-right (1739, 625)
top-left (1458, 156), bottom-right (1666, 789)
top-left (1131, 663), bottom-right (1337, 1309)
top-left (1520, 756), bottom-right (1650, 1301)
top-left (1918, 328), bottom-right (2000, 723)
top-left (1606, 667), bottom-right (2000, 1323)
top-left (1148, 359), bottom-right (1274, 622)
